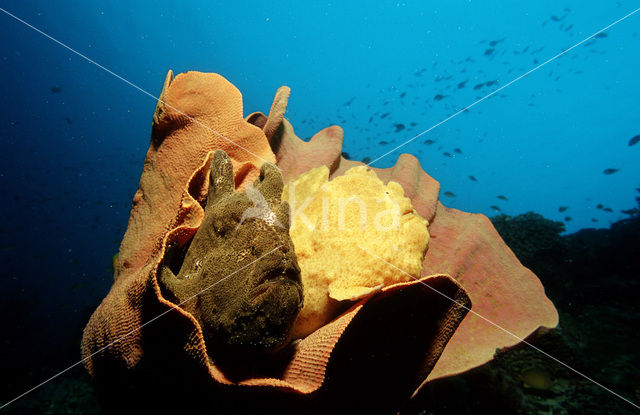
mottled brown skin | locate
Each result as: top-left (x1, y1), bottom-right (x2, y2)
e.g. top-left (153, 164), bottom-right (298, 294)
top-left (159, 150), bottom-right (303, 361)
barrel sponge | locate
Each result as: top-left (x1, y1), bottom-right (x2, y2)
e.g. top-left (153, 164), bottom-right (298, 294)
top-left (283, 165), bottom-right (429, 338)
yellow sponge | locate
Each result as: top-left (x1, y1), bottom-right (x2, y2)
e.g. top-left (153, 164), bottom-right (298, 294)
top-left (283, 165), bottom-right (429, 338)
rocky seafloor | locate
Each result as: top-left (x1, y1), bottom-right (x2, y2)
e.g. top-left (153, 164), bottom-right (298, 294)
top-left (2, 212), bottom-right (639, 414)
top-left (404, 212), bottom-right (640, 415)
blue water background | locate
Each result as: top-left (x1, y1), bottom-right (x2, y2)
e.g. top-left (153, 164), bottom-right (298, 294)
top-left (0, 0), bottom-right (638, 404)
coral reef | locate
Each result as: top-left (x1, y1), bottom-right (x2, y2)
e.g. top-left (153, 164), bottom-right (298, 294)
top-left (283, 165), bottom-right (429, 338)
top-left (491, 212), bottom-right (567, 268)
top-left (15, 210), bottom-right (634, 413)
top-left (402, 214), bottom-right (640, 414)
top-left (79, 69), bottom-right (564, 413)
top-left (490, 212), bottom-right (569, 302)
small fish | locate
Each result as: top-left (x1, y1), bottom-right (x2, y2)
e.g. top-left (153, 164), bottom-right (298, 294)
top-left (490, 205), bottom-right (501, 212)
top-left (380, 113), bottom-right (390, 119)
top-left (394, 123), bottom-right (405, 132)
top-left (362, 156), bottom-right (371, 164)
top-left (457, 80), bottom-right (467, 89)
top-left (497, 195), bottom-right (508, 201)
top-left (596, 204), bottom-right (603, 209)
top-left (489, 38), bottom-right (505, 47)
top-left (468, 175), bottom-right (478, 182)
top-left (558, 206), bottom-right (568, 212)
top-left (433, 94), bottom-right (446, 101)
top-left (595, 32), bottom-right (608, 38)
top-left (50, 85), bottom-right (62, 93)
top-left (344, 96), bottom-right (356, 106)
top-left (453, 148), bottom-right (462, 154)
top-left (424, 139), bottom-right (435, 145)
top-left (622, 208), bottom-right (639, 215)
top-left (410, 122), bottom-right (418, 127)
top-left (484, 48), bottom-right (495, 56)
top-left (473, 83), bottom-right (485, 90)
top-left (564, 216), bottom-right (572, 222)
top-left (551, 15), bottom-right (561, 22)
top-left (443, 152), bottom-right (453, 158)
top-left (521, 366), bottom-right (554, 390)
top-left (65, 117), bottom-right (72, 125)
top-left (485, 80), bottom-right (497, 87)
top-left (444, 191), bottom-right (456, 197)
top-left (379, 140), bottom-right (389, 145)
top-left (603, 168), bottom-right (619, 175)
top-left (341, 152), bottom-right (350, 160)
top-left (592, 218), bottom-right (598, 222)
top-left (400, 92), bottom-right (407, 98)
top-left (603, 207), bottom-right (613, 213)
top-left (628, 134), bottom-right (640, 146)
